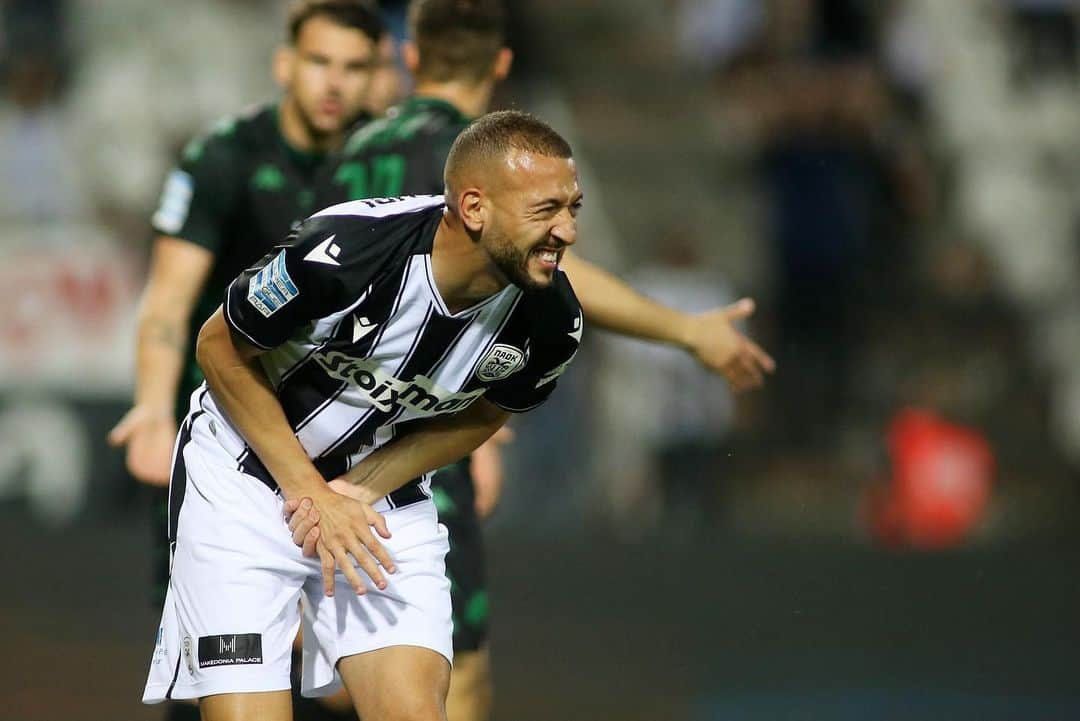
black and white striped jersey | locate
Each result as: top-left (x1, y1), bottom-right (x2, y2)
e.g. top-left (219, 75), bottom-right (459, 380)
top-left (211, 194), bottom-right (581, 486)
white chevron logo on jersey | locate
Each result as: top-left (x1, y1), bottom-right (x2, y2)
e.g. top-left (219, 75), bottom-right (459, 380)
top-left (568, 312), bottom-right (583, 343)
top-left (353, 315), bottom-right (377, 343)
top-left (304, 234), bottom-right (341, 265)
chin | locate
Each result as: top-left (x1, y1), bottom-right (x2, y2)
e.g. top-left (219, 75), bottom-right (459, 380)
top-left (517, 271), bottom-right (554, 292)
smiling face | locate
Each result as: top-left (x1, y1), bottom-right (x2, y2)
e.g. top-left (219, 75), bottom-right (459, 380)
top-left (276, 14), bottom-right (377, 138)
top-left (478, 149), bottom-right (582, 291)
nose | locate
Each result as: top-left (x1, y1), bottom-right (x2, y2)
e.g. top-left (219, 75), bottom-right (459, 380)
top-left (551, 211), bottom-right (577, 247)
top-left (325, 65), bottom-right (346, 93)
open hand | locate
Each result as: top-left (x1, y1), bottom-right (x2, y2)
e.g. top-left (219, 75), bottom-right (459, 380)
top-left (685, 298), bottom-right (775, 391)
top-left (107, 405), bottom-right (177, 486)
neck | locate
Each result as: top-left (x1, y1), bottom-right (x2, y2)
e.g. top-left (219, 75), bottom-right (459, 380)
top-left (431, 210), bottom-right (507, 313)
top-left (412, 78), bottom-right (494, 119)
top-left (278, 95), bottom-right (340, 153)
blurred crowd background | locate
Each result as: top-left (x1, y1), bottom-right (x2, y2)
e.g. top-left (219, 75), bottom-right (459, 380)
top-left (1, 1), bottom-right (1078, 719)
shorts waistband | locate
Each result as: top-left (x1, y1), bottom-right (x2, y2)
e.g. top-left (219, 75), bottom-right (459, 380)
top-left (242, 454), bottom-right (428, 512)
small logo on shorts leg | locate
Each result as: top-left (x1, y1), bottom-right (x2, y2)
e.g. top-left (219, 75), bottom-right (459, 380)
top-left (198, 634), bottom-right (264, 668)
top-left (182, 634), bottom-right (195, 674)
top-left (475, 344), bottom-right (526, 382)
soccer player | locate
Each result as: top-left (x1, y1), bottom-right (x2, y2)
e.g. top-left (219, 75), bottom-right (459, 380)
top-left (106, 2), bottom-right (383, 719)
top-left (300, 2), bottom-right (775, 720)
top-left (143, 110), bottom-right (583, 721)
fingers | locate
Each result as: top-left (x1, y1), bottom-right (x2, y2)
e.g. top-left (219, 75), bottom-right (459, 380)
top-left (289, 502), bottom-right (319, 547)
top-left (107, 413), bottom-right (135, 446)
top-left (365, 507), bottom-right (393, 541)
top-left (747, 339), bottom-right (776, 374)
top-left (302, 526), bottom-right (320, 558)
top-left (361, 511), bottom-right (396, 572)
top-left (318, 541), bottom-right (337, 597)
top-left (723, 297), bottom-right (756, 321)
top-left (126, 445), bottom-right (172, 487)
top-left (283, 497), bottom-right (303, 520)
top-left (345, 535), bottom-right (388, 591)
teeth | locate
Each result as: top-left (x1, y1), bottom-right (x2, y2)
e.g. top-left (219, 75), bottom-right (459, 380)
top-left (538, 250), bottom-right (557, 262)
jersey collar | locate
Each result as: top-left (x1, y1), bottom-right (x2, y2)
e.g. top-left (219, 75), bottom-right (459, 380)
top-left (404, 96), bottom-right (472, 124)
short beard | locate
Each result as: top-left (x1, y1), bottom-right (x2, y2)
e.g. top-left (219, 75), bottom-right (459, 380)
top-left (487, 234), bottom-right (549, 292)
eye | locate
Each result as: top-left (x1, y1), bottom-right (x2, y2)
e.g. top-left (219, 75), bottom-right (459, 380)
top-left (569, 200), bottom-right (583, 217)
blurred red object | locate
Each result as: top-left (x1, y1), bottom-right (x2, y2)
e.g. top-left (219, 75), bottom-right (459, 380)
top-left (867, 408), bottom-right (994, 549)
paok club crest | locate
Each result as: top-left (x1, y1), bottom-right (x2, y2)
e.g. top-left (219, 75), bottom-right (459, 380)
top-left (475, 344), bottom-right (526, 382)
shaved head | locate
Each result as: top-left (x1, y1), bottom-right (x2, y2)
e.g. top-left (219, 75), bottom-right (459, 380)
top-left (444, 110), bottom-right (572, 204)
top-left (441, 110), bottom-right (581, 292)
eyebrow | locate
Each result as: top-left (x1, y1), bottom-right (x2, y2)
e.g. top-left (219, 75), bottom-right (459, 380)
top-left (531, 193), bottom-right (583, 210)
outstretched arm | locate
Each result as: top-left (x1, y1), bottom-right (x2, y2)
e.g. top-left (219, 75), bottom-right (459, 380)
top-left (560, 251), bottom-right (775, 391)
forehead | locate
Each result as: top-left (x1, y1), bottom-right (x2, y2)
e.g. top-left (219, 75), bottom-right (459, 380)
top-left (496, 149), bottom-right (579, 201)
top-left (295, 15), bottom-right (375, 55)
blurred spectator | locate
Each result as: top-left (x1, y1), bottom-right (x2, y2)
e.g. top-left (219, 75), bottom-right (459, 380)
top-left (597, 229), bottom-right (736, 536)
top-left (1006, 0), bottom-right (1080, 86)
top-left (2, 0), bottom-right (69, 67)
top-left (702, 0), bottom-right (933, 445)
top-left (0, 53), bottom-right (88, 227)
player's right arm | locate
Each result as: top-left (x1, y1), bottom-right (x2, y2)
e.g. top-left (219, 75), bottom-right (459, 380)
top-left (108, 238), bottom-right (214, 485)
top-left (202, 216), bottom-right (401, 597)
top-left (197, 305), bottom-right (397, 597)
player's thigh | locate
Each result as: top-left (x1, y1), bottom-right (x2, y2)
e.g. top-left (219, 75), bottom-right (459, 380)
top-left (144, 414), bottom-right (309, 703)
top-left (338, 645), bottom-right (451, 721)
top-left (446, 647), bottom-right (492, 721)
top-left (200, 689), bottom-right (293, 721)
top-left (300, 500), bottom-right (452, 698)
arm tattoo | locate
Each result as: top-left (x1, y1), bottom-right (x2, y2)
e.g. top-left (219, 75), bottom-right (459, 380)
top-left (141, 317), bottom-right (186, 351)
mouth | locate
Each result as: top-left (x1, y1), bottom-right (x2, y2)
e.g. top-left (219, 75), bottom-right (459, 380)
top-left (319, 99), bottom-right (343, 116)
top-left (531, 247), bottom-right (562, 272)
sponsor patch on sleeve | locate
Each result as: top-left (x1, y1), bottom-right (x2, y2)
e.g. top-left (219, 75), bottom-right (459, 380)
top-left (247, 250), bottom-right (299, 317)
top-left (151, 169), bottom-right (194, 234)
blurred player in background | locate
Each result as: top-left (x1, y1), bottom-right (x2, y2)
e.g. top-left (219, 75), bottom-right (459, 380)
top-left (298, 2), bottom-right (775, 719)
top-left (107, 2), bottom-right (385, 720)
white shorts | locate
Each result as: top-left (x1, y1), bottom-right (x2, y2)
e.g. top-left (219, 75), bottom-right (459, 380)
top-left (142, 411), bottom-right (452, 703)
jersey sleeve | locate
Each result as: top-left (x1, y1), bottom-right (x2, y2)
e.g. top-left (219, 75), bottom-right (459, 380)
top-left (485, 300), bottom-right (583, 413)
top-left (222, 214), bottom-right (389, 350)
top-left (150, 128), bottom-right (241, 251)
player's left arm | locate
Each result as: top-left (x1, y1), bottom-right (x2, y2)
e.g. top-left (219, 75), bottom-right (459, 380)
top-left (560, 251), bottom-right (775, 391)
top-left (338, 398), bottom-right (508, 503)
top-left (284, 398), bottom-right (509, 550)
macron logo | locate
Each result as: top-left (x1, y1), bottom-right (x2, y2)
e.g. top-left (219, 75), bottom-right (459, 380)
top-left (304, 234), bottom-right (342, 266)
top-left (568, 313), bottom-right (583, 344)
top-left (353, 315), bottom-right (377, 343)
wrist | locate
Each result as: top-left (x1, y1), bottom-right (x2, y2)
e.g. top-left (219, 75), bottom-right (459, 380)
top-left (134, 401), bottom-right (176, 419)
top-left (673, 313), bottom-right (698, 352)
top-left (277, 474), bottom-right (332, 503)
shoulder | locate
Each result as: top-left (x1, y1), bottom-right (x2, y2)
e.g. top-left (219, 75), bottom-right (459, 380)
top-left (178, 103), bottom-right (270, 170)
top-left (296, 194), bottom-right (445, 262)
top-left (311, 194), bottom-right (446, 222)
top-left (521, 271), bottom-right (583, 350)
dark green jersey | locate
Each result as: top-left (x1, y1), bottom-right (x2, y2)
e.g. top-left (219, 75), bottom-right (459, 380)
top-left (318, 96), bottom-right (471, 205)
top-left (152, 102), bottom-right (365, 419)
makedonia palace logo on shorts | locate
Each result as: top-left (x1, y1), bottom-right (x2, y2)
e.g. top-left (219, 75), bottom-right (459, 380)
top-left (475, 344), bottom-right (526, 382)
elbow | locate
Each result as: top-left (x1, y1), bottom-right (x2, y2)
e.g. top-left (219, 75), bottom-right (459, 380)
top-left (194, 312), bottom-right (227, 379)
top-left (194, 321), bottom-right (214, 378)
